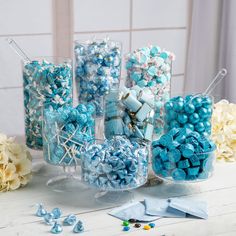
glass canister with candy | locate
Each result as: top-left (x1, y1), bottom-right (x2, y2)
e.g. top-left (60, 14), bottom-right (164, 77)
top-left (43, 104), bottom-right (95, 190)
top-left (152, 127), bottom-right (216, 181)
top-left (74, 38), bottom-right (122, 117)
top-left (23, 57), bottom-right (73, 150)
top-left (81, 136), bottom-right (149, 203)
top-left (125, 45), bottom-right (175, 138)
top-left (104, 85), bottom-right (155, 143)
top-left (7, 39), bottom-right (73, 150)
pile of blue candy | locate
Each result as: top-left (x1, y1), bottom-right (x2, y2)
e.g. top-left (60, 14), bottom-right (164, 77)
top-left (74, 38), bottom-right (121, 116)
top-left (104, 86), bottom-right (155, 142)
top-left (164, 94), bottom-right (213, 135)
top-left (81, 136), bottom-right (149, 190)
top-left (23, 59), bottom-right (73, 150)
top-left (43, 104), bottom-right (95, 166)
top-left (152, 127), bottom-right (216, 181)
top-left (35, 203), bottom-right (84, 234)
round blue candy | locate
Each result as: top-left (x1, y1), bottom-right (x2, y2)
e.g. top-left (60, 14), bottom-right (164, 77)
top-left (171, 168), bottom-right (186, 180)
top-left (181, 143), bottom-right (195, 158)
top-left (184, 103), bottom-right (195, 114)
top-left (177, 113), bottom-right (188, 124)
top-left (123, 226), bottom-right (130, 231)
top-left (189, 113), bottom-right (200, 124)
top-left (195, 122), bottom-right (205, 133)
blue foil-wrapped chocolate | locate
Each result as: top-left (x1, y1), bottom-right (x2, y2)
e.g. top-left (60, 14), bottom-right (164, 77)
top-left (104, 86), bottom-right (155, 142)
top-left (43, 104), bottom-right (95, 166)
top-left (81, 136), bottom-right (148, 190)
top-left (152, 127), bottom-right (216, 181)
top-left (74, 38), bottom-right (122, 116)
top-left (125, 45), bottom-right (175, 138)
top-left (23, 58), bottom-right (73, 150)
top-left (164, 94), bottom-right (213, 135)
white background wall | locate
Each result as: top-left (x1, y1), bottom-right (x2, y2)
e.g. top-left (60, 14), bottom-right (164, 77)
top-left (0, 0), bottom-right (191, 136)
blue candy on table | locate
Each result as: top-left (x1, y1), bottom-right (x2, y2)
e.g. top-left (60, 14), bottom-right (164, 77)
top-left (74, 38), bottom-right (122, 116)
top-left (104, 86), bottom-right (155, 142)
top-left (125, 45), bottom-right (175, 138)
top-left (81, 136), bottom-right (149, 190)
top-left (164, 94), bottom-right (213, 135)
top-left (63, 214), bottom-right (77, 226)
top-left (23, 59), bottom-right (73, 150)
top-left (43, 104), bottom-right (95, 166)
top-left (73, 220), bottom-right (84, 233)
top-left (152, 127), bottom-right (216, 181)
top-left (51, 222), bottom-right (63, 234)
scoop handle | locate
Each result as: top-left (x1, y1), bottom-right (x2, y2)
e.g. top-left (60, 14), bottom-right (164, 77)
top-left (204, 68), bottom-right (227, 95)
top-left (7, 38), bottom-right (31, 63)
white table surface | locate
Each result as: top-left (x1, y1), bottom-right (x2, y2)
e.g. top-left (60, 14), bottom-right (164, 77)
top-left (1, 150), bottom-right (236, 236)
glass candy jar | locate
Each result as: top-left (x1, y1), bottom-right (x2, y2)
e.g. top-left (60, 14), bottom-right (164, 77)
top-left (104, 86), bottom-right (155, 143)
top-left (164, 94), bottom-right (213, 136)
top-left (74, 38), bottom-right (122, 117)
top-left (81, 136), bottom-right (149, 203)
top-left (152, 127), bottom-right (216, 182)
top-left (22, 57), bottom-right (73, 150)
top-left (43, 104), bottom-right (95, 190)
top-left (125, 46), bottom-right (175, 139)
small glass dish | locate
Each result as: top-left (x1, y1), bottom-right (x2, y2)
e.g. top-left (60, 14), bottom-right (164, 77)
top-left (81, 136), bottom-right (149, 204)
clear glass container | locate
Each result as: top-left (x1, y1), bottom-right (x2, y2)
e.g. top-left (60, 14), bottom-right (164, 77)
top-left (22, 57), bottom-right (73, 150)
top-left (125, 48), bottom-right (173, 139)
top-left (164, 94), bottom-right (213, 136)
top-left (81, 136), bottom-right (149, 203)
top-left (74, 38), bottom-right (122, 117)
top-left (152, 148), bottom-right (216, 182)
top-left (42, 104), bottom-right (95, 191)
top-left (104, 87), bottom-right (155, 143)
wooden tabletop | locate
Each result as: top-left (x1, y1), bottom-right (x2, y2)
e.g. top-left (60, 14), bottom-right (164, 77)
top-left (0, 151), bottom-right (236, 236)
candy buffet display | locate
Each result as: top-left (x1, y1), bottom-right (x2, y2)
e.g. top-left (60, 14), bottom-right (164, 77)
top-left (81, 136), bottom-right (149, 190)
top-left (0, 133), bottom-right (32, 192)
top-left (164, 94), bottom-right (213, 136)
top-left (152, 127), bottom-right (216, 181)
top-left (74, 38), bottom-right (122, 116)
top-left (104, 86), bottom-right (155, 142)
top-left (43, 104), bottom-right (95, 166)
top-left (125, 45), bottom-right (175, 138)
top-left (212, 99), bottom-right (236, 162)
top-left (23, 58), bottom-right (73, 150)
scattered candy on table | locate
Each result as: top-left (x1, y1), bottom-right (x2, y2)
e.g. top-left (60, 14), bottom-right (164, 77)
top-left (36, 203), bottom-right (47, 217)
top-left (164, 94), bottom-right (213, 136)
top-left (149, 222), bottom-right (155, 228)
top-left (35, 204), bottom-right (83, 234)
top-left (143, 225), bottom-right (151, 230)
top-left (73, 220), bottom-right (84, 233)
top-left (23, 59), bottom-right (73, 149)
top-left (104, 86), bottom-right (155, 142)
top-left (81, 136), bottom-right (149, 190)
top-left (134, 223), bottom-right (141, 228)
top-left (125, 45), bottom-right (175, 138)
top-left (74, 38), bottom-right (122, 116)
top-left (152, 127), bottom-right (216, 181)
top-left (122, 220), bottom-right (130, 226)
top-left (212, 99), bottom-right (236, 162)
top-left (51, 222), bottom-right (63, 234)
top-left (43, 104), bottom-right (95, 166)
top-left (123, 226), bottom-right (130, 231)
top-left (63, 214), bottom-right (77, 226)
top-left (0, 133), bottom-right (32, 192)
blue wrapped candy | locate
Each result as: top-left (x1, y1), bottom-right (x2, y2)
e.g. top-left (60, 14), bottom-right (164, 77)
top-left (152, 127), bottom-right (216, 181)
top-left (74, 38), bottom-right (122, 116)
top-left (125, 45), bottom-right (175, 138)
top-left (104, 86), bottom-right (155, 142)
top-left (43, 104), bottom-right (95, 166)
top-left (81, 136), bottom-right (148, 190)
top-left (23, 58), bottom-right (73, 150)
top-left (164, 94), bottom-right (213, 135)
